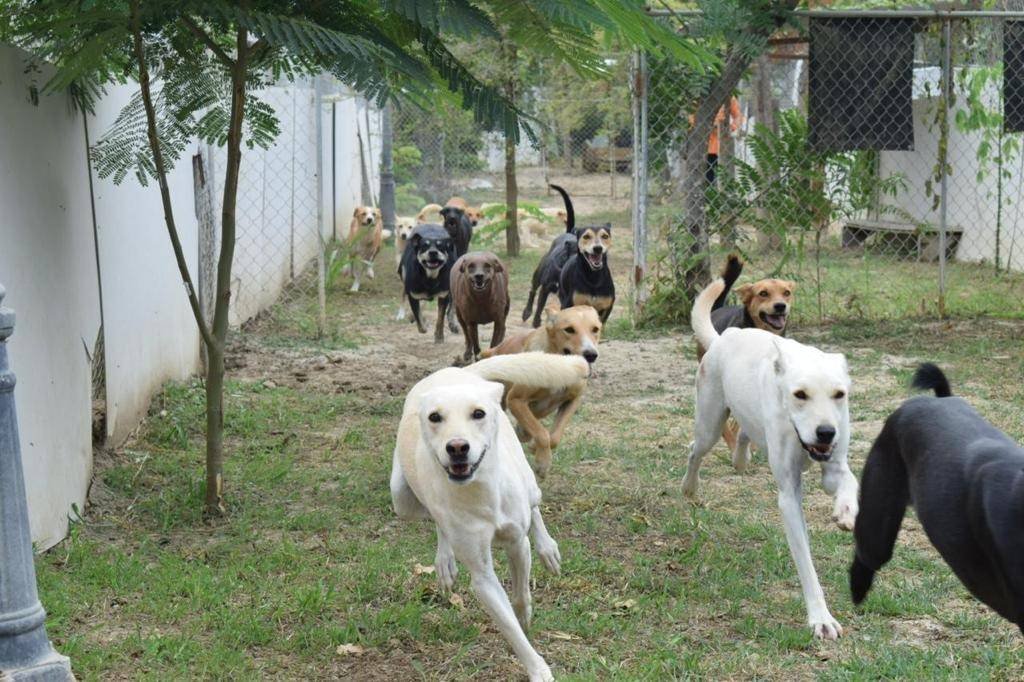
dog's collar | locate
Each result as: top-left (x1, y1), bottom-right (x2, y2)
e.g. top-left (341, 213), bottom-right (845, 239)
top-left (445, 446), bottom-right (487, 482)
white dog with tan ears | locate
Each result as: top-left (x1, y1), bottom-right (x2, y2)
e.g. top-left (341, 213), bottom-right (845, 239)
top-left (684, 272), bottom-right (859, 640)
top-left (391, 352), bottom-right (588, 682)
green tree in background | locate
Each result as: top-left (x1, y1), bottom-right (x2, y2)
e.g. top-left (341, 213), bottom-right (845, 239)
top-left (5, 0), bottom-right (707, 516)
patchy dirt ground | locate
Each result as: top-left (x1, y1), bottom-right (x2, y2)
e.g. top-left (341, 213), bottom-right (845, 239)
top-left (40, 233), bottom-right (1024, 680)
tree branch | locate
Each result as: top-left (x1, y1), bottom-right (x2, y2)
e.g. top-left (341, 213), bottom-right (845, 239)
top-left (181, 15), bottom-right (234, 66)
top-left (131, 0), bottom-right (218, 352)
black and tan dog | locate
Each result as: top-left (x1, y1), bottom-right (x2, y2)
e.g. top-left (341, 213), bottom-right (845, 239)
top-left (398, 224), bottom-right (457, 343)
top-left (522, 184), bottom-right (614, 327)
top-left (699, 255), bottom-right (795, 359)
top-left (851, 364), bottom-right (1024, 634)
top-left (696, 255), bottom-right (796, 452)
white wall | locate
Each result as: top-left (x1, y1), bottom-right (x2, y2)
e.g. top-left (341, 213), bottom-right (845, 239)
top-left (880, 66), bottom-right (1024, 271)
top-left (89, 84), bottom-right (203, 444)
top-left (0, 45), bottom-right (102, 549)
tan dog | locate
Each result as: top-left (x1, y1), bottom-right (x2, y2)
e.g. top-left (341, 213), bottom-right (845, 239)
top-left (417, 203), bottom-right (443, 224)
top-left (539, 207), bottom-right (568, 226)
top-left (482, 305), bottom-right (601, 477)
top-left (345, 206), bottom-right (383, 292)
top-left (451, 252), bottom-right (510, 363)
top-left (394, 215), bottom-right (417, 266)
top-left (696, 255), bottom-right (796, 451)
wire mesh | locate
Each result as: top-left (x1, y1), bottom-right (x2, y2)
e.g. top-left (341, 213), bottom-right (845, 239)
top-left (641, 12), bottom-right (1024, 324)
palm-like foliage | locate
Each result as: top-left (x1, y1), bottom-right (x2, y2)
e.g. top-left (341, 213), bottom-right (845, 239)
top-left (3, 0), bottom-right (709, 514)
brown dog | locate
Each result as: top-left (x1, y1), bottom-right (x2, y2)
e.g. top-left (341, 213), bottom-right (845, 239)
top-left (345, 206), bottom-right (383, 292)
top-left (696, 255), bottom-right (796, 450)
top-left (450, 251), bottom-right (510, 363)
top-left (482, 305), bottom-right (601, 477)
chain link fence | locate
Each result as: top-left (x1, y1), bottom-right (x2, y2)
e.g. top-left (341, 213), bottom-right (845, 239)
top-left (638, 9), bottom-right (1024, 325)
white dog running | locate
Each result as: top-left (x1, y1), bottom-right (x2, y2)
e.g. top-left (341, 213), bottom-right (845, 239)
top-left (390, 352), bottom-right (588, 681)
top-left (684, 274), bottom-right (859, 640)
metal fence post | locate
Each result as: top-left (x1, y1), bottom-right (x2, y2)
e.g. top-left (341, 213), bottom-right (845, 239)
top-left (315, 76), bottom-right (327, 337)
top-left (380, 102), bottom-right (396, 235)
top-left (939, 16), bottom-right (951, 318)
top-left (631, 49), bottom-right (650, 315)
top-left (0, 285), bottom-right (74, 681)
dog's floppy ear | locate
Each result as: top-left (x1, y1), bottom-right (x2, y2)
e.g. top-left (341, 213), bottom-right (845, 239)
top-left (772, 338), bottom-right (786, 376)
top-left (353, 207), bottom-right (362, 218)
top-left (490, 255), bottom-right (504, 273)
top-left (543, 306), bottom-right (559, 328)
top-left (374, 208), bottom-right (382, 220)
top-left (735, 283), bottom-right (754, 304)
top-left (482, 380), bottom-right (505, 407)
top-left (458, 258), bottom-right (467, 273)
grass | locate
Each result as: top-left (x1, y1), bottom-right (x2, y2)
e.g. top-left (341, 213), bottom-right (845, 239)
top-left (34, 229), bottom-right (1024, 680)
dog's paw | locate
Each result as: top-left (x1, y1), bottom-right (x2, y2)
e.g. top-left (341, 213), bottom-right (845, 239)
top-left (810, 615), bottom-right (843, 640)
top-left (832, 500), bottom-right (857, 532)
top-left (366, 267), bottom-right (375, 280)
top-left (513, 596), bottom-right (533, 630)
top-left (681, 475), bottom-right (700, 499)
top-left (528, 664), bottom-right (554, 682)
top-left (395, 307), bottom-right (406, 321)
top-left (435, 550), bottom-right (458, 594)
top-left (448, 321), bottom-right (460, 334)
top-left (349, 281), bottom-right (360, 293)
top-left (536, 539), bottom-right (561, 575)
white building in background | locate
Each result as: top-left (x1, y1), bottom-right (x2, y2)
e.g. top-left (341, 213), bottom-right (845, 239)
top-left (877, 66), bottom-right (1024, 271)
top-left (0, 44), bottom-right (374, 549)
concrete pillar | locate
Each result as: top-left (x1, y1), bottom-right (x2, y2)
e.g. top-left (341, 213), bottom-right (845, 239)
top-left (0, 284), bottom-right (74, 681)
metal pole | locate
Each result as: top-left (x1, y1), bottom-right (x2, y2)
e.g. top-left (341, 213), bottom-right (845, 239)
top-left (380, 102), bottom-right (396, 238)
top-left (0, 285), bottom-right (74, 681)
top-left (631, 49), bottom-right (650, 314)
top-left (315, 76), bottom-right (326, 338)
top-left (939, 17), bottom-right (951, 318)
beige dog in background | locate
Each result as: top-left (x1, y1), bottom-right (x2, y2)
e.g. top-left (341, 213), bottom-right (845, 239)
top-left (391, 352), bottom-right (588, 682)
top-left (345, 205), bottom-right (382, 292)
top-left (417, 203), bottom-right (443, 224)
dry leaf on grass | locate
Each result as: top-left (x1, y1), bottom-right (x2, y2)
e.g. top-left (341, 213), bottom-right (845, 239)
top-left (448, 593), bottom-right (465, 609)
top-left (413, 563), bottom-right (435, 576)
top-left (614, 598), bottom-right (637, 611)
top-left (548, 631), bottom-right (579, 641)
top-left (336, 643), bottom-right (365, 656)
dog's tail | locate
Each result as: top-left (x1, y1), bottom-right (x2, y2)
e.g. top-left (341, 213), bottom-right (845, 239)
top-left (691, 274), bottom-right (728, 351)
top-left (549, 184), bottom-right (575, 233)
top-left (466, 352), bottom-right (587, 389)
top-left (711, 254), bottom-right (743, 312)
top-left (911, 362), bottom-right (952, 398)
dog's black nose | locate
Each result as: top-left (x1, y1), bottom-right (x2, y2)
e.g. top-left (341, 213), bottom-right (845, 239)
top-left (583, 349), bottom-right (598, 364)
top-left (816, 425), bottom-right (836, 444)
top-left (774, 302), bottom-right (787, 313)
top-left (446, 439), bottom-right (470, 460)
top-left (592, 245), bottom-right (604, 254)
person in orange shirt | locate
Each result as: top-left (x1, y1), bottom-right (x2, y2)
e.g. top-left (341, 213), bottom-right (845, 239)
top-left (690, 96), bottom-right (743, 186)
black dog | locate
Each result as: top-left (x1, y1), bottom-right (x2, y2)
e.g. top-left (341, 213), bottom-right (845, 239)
top-left (398, 224), bottom-right (457, 343)
top-left (439, 205), bottom-right (473, 258)
top-left (522, 184), bottom-right (615, 327)
top-left (850, 363), bottom-right (1024, 634)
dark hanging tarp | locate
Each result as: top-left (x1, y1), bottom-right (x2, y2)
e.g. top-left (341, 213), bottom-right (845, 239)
top-left (1004, 21), bottom-right (1024, 133)
top-left (808, 17), bottom-right (915, 152)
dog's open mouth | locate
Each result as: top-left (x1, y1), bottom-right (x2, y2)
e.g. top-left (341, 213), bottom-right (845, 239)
top-left (760, 311), bottom-right (787, 331)
top-left (423, 257), bottom-right (444, 269)
top-left (583, 251), bottom-right (604, 270)
top-left (444, 448), bottom-right (486, 482)
top-left (800, 441), bottom-right (834, 462)
top-left (471, 279), bottom-right (488, 291)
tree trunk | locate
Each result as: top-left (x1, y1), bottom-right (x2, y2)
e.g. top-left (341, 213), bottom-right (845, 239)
top-left (503, 39), bottom-right (520, 257)
top-left (678, 47), bottom-right (758, 295)
top-left (204, 29), bottom-right (249, 515)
